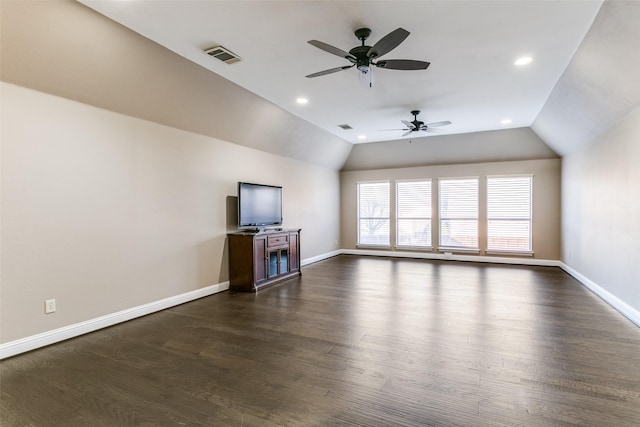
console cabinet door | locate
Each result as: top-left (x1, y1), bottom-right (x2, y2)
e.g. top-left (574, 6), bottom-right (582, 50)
top-left (280, 249), bottom-right (289, 273)
top-left (268, 248), bottom-right (289, 278)
top-left (288, 232), bottom-right (299, 271)
top-left (254, 236), bottom-right (267, 283)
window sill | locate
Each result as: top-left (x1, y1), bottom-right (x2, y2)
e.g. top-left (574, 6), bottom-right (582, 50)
top-left (438, 247), bottom-right (481, 254)
top-left (395, 246), bottom-right (433, 251)
top-left (356, 244), bottom-right (391, 250)
top-left (486, 250), bottom-right (534, 257)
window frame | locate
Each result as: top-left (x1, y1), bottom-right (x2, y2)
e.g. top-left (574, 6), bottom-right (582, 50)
top-left (395, 179), bottom-right (433, 249)
top-left (486, 174), bottom-right (534, 255)
top-left (356, 180), bottom-right (391, 248)
top-left (438, 176), bottom-right (480, 252)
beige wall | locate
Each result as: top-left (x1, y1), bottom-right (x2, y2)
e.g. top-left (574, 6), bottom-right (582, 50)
top-left (343, 127), bottom-right (558, 171)
top-left (340, 158), bottom-right (561, 260)
top-left (1, 83), bottom-right (341, 343)
top-left (0, 0), bottom-right (346, 345)
top-left (562, 107), bottom-right (640, 313)
top-left (530, 1), bottom-right (640, 319)
top-left (0, 0), bottom-right (352, 170)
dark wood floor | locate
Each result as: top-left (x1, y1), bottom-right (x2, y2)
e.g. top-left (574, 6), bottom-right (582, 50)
top-left (2, 255), bottom-right (640, 426)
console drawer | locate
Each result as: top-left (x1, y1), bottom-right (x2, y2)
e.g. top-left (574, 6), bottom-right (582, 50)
top-left (267, 234), bottom-right (289, 248)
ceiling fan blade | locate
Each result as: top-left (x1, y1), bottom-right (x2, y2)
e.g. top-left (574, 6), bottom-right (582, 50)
top-left (307, 40), bottom-right (356, 60)
top-left (375, 59), bottom-right (430, 70)
top-left (305, 65), bottom-right (354, 78)
top-left (379, 128), bottom-right (409, 131)
top-left (401, 120), bottom-right (413, 127)
top-left (367, 28), bottom-right (410, 59)
top-left (402, 130), bottom-right (413, 137)
top-left (426, 121), bottom-right (452, 127)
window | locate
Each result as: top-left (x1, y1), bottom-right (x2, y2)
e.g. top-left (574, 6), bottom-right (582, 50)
top-left (439, 178), bottom-right (479, 250)
top-left (487, 176), bottom-right (532, 252)
top-left (396, 180), bottom-right (432, 248)
top-left (357, 181), bottom-right (390, 246)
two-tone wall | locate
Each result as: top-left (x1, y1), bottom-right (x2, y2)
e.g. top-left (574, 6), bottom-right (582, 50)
top-left (531, 0), bottom-right (640, 324)
top-left (561, 107), bottom-right (640, 321)
top-left (2, 0), bottom-right (638, 359)
top-left (1, 82), bottom-right (342, 345)
top-left (0, 0), bottom-right (347, 354)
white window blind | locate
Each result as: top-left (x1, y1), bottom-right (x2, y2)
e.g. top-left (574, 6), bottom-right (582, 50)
top-left (487, 176), bottom-right (532, 252)
top-left (357, 182), bottom-right (390, 246)
top-left (439, 178), bottom-right (479, 249)
top-left (396, 180), bottom-right (432, 248)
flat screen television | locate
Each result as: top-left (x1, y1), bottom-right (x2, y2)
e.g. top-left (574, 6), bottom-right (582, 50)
top-left (237, 182), bottom-right (283, 229)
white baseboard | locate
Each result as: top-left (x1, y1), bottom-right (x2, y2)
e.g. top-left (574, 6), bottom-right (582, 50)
top-left (0, 281), bottom-right (229, 360)
top-left (1, 251), bottom-right (339, 360)
top-left (4, 252), bottom-right (638, 360)
top-left (340, 248), bottom-right (562, 267)
top-left (559, 262), bottom-right (640, 327)
top-left (301, 250), bottom-right (341, 266)
top-left (333, 249), bottom-right (639, 327)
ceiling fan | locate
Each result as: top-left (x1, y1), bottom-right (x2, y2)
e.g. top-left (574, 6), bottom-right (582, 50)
top-left (306, 27), bottom-right (430, 87)
top-left (384, 110), bottom-right (452, 137)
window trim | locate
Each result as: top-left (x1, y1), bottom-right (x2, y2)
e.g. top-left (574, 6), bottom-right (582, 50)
top-left (438, 176), bottom-right (480, 251)
top-left (486, 174), bottom-right (533, 254)
top-left (356, 180), bottom-right (391, 248)
top-left (395, 179), bottom-right (433, 250)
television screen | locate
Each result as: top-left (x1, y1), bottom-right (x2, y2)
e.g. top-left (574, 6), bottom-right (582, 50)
top-left (238, 182), bottom-right (283, 228)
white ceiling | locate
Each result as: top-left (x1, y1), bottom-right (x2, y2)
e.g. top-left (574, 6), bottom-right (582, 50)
top-left (79, 0), bottom-right (603, 145)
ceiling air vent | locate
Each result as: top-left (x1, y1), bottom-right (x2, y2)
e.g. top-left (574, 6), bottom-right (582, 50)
top-left (204, 46), bottom-right (241, 64)
top-left (338, 124), bottom-right (353, 130)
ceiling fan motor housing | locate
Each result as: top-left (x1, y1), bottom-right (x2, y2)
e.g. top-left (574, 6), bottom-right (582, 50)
top-left (350, 46), bottom-right (372, 69)
top-left (411, 111), bottom-right (423, 128)
top-left (352, 28), bottom-right (374, 70)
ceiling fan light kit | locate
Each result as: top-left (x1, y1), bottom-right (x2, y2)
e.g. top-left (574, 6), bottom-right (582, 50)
top-left (358, 66), bottom-right (375, 88)
top-left (306, 27), bottom-right (430, 87)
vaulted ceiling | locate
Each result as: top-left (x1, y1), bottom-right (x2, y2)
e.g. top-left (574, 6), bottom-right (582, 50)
top-left (79, 0), bottom-right (602, 147)
top-left (3, 1), bottom-right (639, 171)
top-left (76, 0), bottom-right (640, 170)
top-left (532, 0), bottom-right (640, 156)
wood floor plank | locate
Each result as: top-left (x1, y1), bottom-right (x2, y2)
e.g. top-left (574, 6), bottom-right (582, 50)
top-left (2, 255), bottom-right (640, 426)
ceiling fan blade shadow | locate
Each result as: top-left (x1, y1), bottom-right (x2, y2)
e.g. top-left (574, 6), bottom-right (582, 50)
top-left (307, 40), bottom-right (356, 60)
top-left (305, 65), bottom-right (354, 78)
top-left (376, 59), bottom-right (430, 70)
top-left (367, 28), bottom-right (410, 59)
top-left (426, 121), bottom-right (452, 127)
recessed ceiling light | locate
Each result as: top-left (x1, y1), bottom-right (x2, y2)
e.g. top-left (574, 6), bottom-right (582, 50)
top-left (514, 56), bottom-right (532, 66)
top-left (357, 134), bottom-right (367, 140)
top-left (501, 118), bottom-right (512, 125)
top-left (296, 97), bottom-right (308, 105)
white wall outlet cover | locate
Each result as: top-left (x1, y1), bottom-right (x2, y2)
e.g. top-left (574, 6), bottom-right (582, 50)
top-left (45, 299), bottom-right (56, 314)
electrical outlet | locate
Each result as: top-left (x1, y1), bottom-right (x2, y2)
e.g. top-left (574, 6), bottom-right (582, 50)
top-left (45, 299), bottom-right (56, 314)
